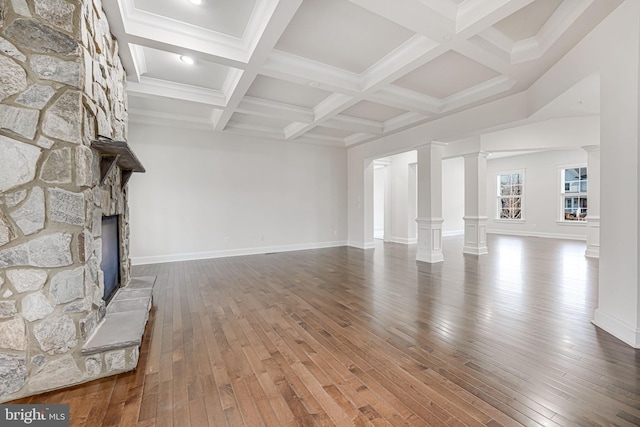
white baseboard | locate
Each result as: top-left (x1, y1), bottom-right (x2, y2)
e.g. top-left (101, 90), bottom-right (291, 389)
top-left (487, 229), bottom-right (586, 241)
top-left (386, 236), bottom-right (418, 245)
top-left (443, 230), bottom-right (464, 237)
top-left (347, 240), bottom-right (376, 249)
top-left (593, 309), bottom-right (640, 348)
top-left (131, 240), bottom-right (348, 265)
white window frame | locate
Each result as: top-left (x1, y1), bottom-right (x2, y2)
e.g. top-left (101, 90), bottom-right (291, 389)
top-left (495, 170), bottom-right (525, 222)
top-left (558, 164), bottom-right (587, 224)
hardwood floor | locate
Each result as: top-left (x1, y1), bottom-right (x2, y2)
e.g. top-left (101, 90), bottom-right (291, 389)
top-left (13, 235), bottom-right (640, 426)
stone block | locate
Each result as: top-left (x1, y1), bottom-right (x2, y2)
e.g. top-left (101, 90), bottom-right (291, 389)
top-left (27, 234), bottom-right (72, 267)
top-left (62, 296), bottom-right (91, 314)
top-left (34, 0), bottom-right (75, 33)
top-left (28, 354), bottom-right (82, 393)
top-left (0, 37), bottom-right (26, 61)
top-left (40, 148), bottom-right (72, 184)
top-left (75, 145), bottom-right (94, 187)
top-left (9, 187), bottom-right (44, 236)
top-left (0, 211), bottom-right (16, 247)
top-left (105, 350), bottom-right (125, 372)
top-left (31, 54), bottom-right (80, 89)
top-left (48, 188), bottom-right (85, 226)
top-left (31, 354), bottom-right (45, 369)
top-left (128, 347), bottom-right (139, 370)
top-left (0, 301), bottom-right (17, 319)
top-left (81, 310), bottom-right (148, 355)
top-left (10, 0), bottom-right (31, 17)
top-left (42, 89), bottom-right (82, 143)
top-left (21, 232), bottom-right (73, 268)
top-left (21, 292), bottom-right (54, 322)
top-left (0, 353), bottom-right (27, 397)
top-left (0, 135), bottom-right (41, 192)
top-left (7, 269), bottom-right (47, 293)
top-left (15, 85), bottom-right (55, 109)
top-left (33, 315), bottom-right (77, 354)
top-left (50, 267), bottom-right (84, 305)
top-left (85, 355), bottom-right (101, 377)
top-left (0, 55), bottom-right (27, 102)
top-left (0, 317), bottom-right (26, 350)
top-left (5, 18), bottom-right (78, 55)
top-left (0, 104), bottom-right (39, 139)
top-left (5, 190), bottom-right (27, 208)
top-left (79, 312), bottom-right (96, 340)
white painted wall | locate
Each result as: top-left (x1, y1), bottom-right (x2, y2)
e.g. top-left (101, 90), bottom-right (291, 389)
top-left (442, 157), bottom-right (465, 235)
top-left (389, 151), bottom-right (416, 243)
top-left (486, 149), bottom-right (588, 240)
top-left (127, 125), bottom-right (348, 264)
top-left (346, 2), bottom-right (640, 346)
top-left (373, 165), bottom-right (386, 239)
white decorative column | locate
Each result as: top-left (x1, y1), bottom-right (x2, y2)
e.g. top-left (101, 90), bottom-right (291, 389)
top-left (415, 142), bottom-right (446, 263)
top-left (463, 152), bottom-right (489, 255)
top-left (583, 145), bottom-right (600, 258)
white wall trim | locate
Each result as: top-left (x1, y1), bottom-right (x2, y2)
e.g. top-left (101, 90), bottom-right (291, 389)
top-left (487, 230), bottom-right (586, 241)
top-left (593, 309), bottom-right (640, 349)
top-left (348, 240), bottom-right (376, 249)
top-left (387, 236), bottom-right (418, 245)
top-left (132, 240), bottom-right (348, 265)
top-left (443, 229), bottom-right (464, 237)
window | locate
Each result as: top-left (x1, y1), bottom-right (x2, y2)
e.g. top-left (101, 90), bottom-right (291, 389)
top-left (497, 171), bottom-right (524, 220)
top-left (561, 166), bottom-right (587, 221)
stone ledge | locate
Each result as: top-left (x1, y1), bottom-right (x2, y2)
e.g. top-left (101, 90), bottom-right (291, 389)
top-left (81, 276), bottom-right (155, 356)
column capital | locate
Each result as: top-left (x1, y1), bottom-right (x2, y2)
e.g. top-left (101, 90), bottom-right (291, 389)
top-left (582, 145), bottom-right (600, 153)
top-left (463, 151), bottom-right (489, 159)
top-left (414, 141), bottom-right (448, 151)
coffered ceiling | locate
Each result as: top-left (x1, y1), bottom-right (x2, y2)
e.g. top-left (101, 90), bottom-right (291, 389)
top-left (103, 0), bottom-right (620, 147)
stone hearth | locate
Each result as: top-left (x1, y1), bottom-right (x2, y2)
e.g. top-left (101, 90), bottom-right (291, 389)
top-left (0, 0), bottom-right (150, 402)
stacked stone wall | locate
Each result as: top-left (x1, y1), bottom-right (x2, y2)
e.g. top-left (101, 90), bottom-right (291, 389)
top-left (0, 0), bottom-right (133, 401)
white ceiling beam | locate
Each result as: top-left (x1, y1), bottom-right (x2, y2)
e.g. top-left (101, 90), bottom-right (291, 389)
top-left (369, 86), bottom-right (441, 115)
top-left (212, 0), bottom-right (304, 130)
top-left (344, 133), bottom-right (374, 147)
top-left (441, 75), bottom-right (517, 112)
top-left (284, 122), bottom-right (310, 140)
top-left (224, 121), bottom-right (285, 139)
top-left (110, 0), bottom-right (251, 68)
top-left (261, 51), bottom-right (361, 95)
top-left (360, 35), bottom-right (445, 93)
top-left (128, 78), bottom-right (227, 107)
top-left (128, 109), bottom-right (214, 131)
top-left (236, 97), bottom-right (314, 124)
top-left (384, 112), bottom-right (429, 133)
top-left (456, 0), bottom-right (534, 36)
top-left (325, 116), bottom-right (384, 135)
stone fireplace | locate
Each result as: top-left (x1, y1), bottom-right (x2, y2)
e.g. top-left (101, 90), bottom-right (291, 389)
top-left (0, 0), bottom-right (151, 402)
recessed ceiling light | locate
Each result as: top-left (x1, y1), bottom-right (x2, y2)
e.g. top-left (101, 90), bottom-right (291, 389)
top-left (308, 81), bottom-right (320, 88)
top-left (180, 55), bottom-right (195, 65)
top-left (187, 0), bottom-right (202, 5)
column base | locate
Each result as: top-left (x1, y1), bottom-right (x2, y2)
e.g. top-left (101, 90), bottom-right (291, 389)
top-left (585, 216), bottom-right (600, 258)
top-left (415, 217), bottom-right (444, 263)
top-left (462, 216), bottom-right (488, 255)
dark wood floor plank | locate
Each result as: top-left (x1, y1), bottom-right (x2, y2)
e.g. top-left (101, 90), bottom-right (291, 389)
top-left (10, 235), bottom-right (640, 426)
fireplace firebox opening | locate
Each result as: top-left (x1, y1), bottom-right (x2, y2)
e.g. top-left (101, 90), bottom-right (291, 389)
top-left (101, 214), bottom-right (121, 304)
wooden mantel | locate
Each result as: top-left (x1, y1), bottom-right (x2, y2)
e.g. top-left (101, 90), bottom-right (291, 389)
top-left (91, 136), bottom-right (145, 188)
